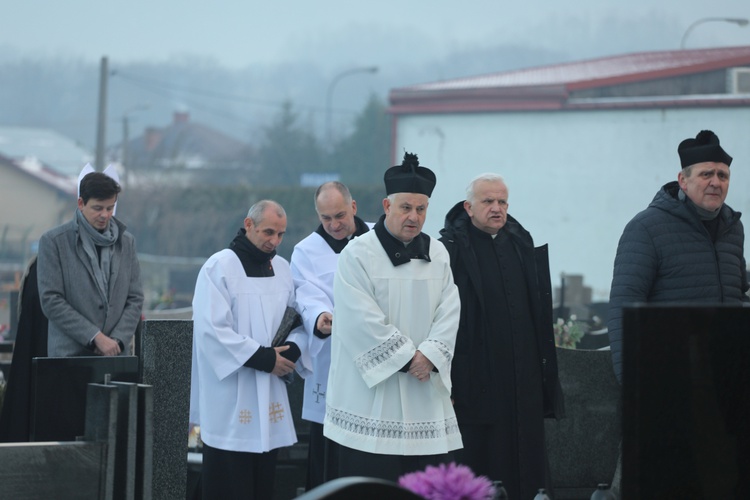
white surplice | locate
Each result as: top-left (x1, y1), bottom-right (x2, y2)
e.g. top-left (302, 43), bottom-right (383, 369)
top-left (290, 232), bottom-right (337, 424)
top-left (323, 231), bottom-right (463, 455)
top-left (190, 249), bottom-right (311, 453)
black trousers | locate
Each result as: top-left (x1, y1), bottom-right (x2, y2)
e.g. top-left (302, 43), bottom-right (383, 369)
top-left (201, 443), bottom-right (278, 500)
top-left (454, 423), bottom-right (513, 483)
top-left (306, 422), bottom-right (340, 490)
top-left (338, 444), bottom-right (454, 483)
top-left (456, 422), bottom-right (551, 500)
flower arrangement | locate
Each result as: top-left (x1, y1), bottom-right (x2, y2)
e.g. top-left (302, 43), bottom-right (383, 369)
top-left (553, 315), bottom-right (586, 349)
top-left (399, 462), bottom-right (495, 500)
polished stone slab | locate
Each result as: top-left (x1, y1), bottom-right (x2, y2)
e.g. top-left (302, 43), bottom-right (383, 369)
top-left (30, 355), bottom-right (138, 442)
top-left (0, 441), bottom-right (109, 499)
top-left (136, 384), bottom-right (154, 500)
top-left (111, 381), bottom-right (138, 500)
top-left (545, 347), bottom-right (621, 499)
top-left (140, 320), bottom-right (192, 500)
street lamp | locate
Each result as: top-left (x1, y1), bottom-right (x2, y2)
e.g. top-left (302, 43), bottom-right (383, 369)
top-left (680, 17), bottom-right (749, 49)
top-left (325, 66), bottom-right (378, 148)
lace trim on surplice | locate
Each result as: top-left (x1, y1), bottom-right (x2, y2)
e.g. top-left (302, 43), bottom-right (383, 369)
top-left (326, 406), bottom-right (460, 441)
top-left (422, 338), bottom-right (453, 364)
top-left (354, 333), bottom-right (408, 372)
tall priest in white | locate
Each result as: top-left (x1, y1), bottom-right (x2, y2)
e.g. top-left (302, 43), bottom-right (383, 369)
top-left (290, 181), bottom-right (373, 489)
top-left (324, 153), bottom-right (463, 481)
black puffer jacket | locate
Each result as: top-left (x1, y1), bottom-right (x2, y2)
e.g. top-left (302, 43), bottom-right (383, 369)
top-left (439, 202), bottom-right (564, 419)
top-left (608, 181), bottom-right (749, 382)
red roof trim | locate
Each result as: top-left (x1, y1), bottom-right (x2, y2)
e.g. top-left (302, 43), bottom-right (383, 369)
top-left (567, 53), bottom-right (750, 91)
top-left (388, 96), bottom-right (750, 115)
top-left (389, 46), bottom-right (750, 114)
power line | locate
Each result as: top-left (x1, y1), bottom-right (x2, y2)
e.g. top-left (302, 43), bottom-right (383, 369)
top-left (112, 73), bottom-right (257, 128)
top-left (112, 70), bottom-right (328, 114)
top-left (109, 69), bottom-right (366, 143)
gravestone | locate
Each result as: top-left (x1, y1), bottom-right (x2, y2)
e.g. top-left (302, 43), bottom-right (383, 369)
top-left (0, 441), bottom-right (109, 499)
top-left (86, 380), bottom-right (154, 500)
top-left (30, 356), bottom-right (138, 442)
top-left (621, 305), bottom-right (750, 498)
top-left (85, 383), bottom-right (119, 500)
top-left (111, 382), bottom-right (138, 500)
top-left (141, 319), bottom-right (309, 500)
top-left (545, 347), bottom-right (621, 499)
top-left (0, 382), bottom-right (119, 500)
top-left (0, 369), bottom-right (152, 499)
top-left (139, 319), bottom-right (192, 500)
top-left (135, 384), bottom-right (154, 500)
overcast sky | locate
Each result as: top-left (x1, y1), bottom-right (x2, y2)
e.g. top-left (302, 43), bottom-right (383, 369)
top-left (3, 0), bottom-right (748, 71)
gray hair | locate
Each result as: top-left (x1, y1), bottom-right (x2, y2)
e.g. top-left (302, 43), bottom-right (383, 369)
top-left (246, 199), bottom-right (286, 224)
top-left (681, 164), bottom-right (731, 179)
top-left (681, 165), bottom-right (695, 177)
top-left (466, 173), bottom-right (506, 204)
top-left (314, 181), bottom-right (352, 210)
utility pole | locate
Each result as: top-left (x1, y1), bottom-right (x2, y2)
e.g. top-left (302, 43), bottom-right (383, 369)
top-left (121, 104), bottom-right (149, 188)
top-left (94, 56), bottom-right (109, 171)
top-left (122, 113), bottom-right (130, 187)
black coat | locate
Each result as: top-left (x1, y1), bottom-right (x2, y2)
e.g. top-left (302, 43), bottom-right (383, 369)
top-left (439, 202), bottom-right (564, 420)
top-left (607, 181), bottom-right (749, 383)
top-left (0, 256), bottom-right (48, 442)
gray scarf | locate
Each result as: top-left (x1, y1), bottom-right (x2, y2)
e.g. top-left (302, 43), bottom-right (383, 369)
top-left (76, 209), bottom-right (119, 304)
top-left (678, 189), bottom-right (721, 221)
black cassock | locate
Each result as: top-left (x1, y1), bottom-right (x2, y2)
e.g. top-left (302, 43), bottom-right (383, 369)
top-left (0, 256), bottom-right (48, 442)
top-left (452, 226), bottom-right (547, 500)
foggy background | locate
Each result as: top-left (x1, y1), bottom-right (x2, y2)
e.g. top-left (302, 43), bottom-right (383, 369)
top-left (2, 0), bottom-right (748, 150)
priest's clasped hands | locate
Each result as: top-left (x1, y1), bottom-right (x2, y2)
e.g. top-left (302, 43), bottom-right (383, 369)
top-left (408, 350), bottom-right (434, 382)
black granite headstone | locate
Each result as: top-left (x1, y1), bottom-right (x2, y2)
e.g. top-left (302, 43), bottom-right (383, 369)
top-left (30, 356), bottom-right (138, 442)
top-left (111, 381), bottom-right (138, 500)
top-left (140, 320), bottom-right (192, 500)
top-left (0, 441), bottom-right (109, 498)
top-left (622, 305), bottom-right (750, 499)
top-left (0, 380), bottom-right (129, 500)
top-left (136, 384), bottom-right (154, 500)
top-left (544, 347), bottom-right (621, 499)
top-left (85, 382), bottom-right (119, 500)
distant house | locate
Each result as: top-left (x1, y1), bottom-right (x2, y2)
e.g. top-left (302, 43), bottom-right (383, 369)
top-left (0, 126), bottom-right (86, 263)
top-left (116, 111), bottom-right (256, 186)
top-left (0, 153), bottom-right (76, 262)
top-left (388, 46), bottom-right (750, 299)
top-left (0, 125), bottom-right (93, 178)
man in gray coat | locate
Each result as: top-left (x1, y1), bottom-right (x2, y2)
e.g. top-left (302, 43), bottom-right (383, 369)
top-left (38, 172), bottom-right (143, 357)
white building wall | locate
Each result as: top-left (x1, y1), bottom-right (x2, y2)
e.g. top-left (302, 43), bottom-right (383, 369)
top-left (394, 107), bottom-right (750, 301)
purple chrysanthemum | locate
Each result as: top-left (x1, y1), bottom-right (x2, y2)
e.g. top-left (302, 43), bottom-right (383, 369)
top-left (399, 462), bottom-right (495, 500)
